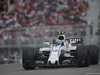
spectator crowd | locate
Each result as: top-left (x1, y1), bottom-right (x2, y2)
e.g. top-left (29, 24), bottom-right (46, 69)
top-left (0, 0), bottom-right (88, 43)
top-left (0, 0), bottom-right (89, 29)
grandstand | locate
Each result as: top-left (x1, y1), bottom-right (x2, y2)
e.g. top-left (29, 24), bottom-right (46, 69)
top-left (0, 0), bottom-right (88, 28)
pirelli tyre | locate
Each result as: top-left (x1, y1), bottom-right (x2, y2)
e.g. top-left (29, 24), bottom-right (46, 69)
top-left (88, 45), bottom-right (99, 65)
top-left (22, 49), bottom-right (36, 70)
top-left (76, 46), bottom-right (90, 67)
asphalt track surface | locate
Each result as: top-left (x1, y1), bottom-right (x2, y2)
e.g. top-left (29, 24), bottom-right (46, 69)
top-left (0, 60), bottom-right (100, 75)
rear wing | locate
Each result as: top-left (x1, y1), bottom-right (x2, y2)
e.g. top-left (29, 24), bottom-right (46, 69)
top-left (66, 38), bottom-right (83, 44)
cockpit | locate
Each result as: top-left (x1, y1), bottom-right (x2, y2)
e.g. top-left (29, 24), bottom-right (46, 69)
top-left (52, 32), bottom-right (66, 46)
top-left (53, 39), bottom-right (64, 46)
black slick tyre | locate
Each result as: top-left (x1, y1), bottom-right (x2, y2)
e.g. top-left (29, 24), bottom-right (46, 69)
top-left (76, 46), bottom-right (90, 67)
top-left (22, 49), bottom-right (36, 70)
top-left (88, 45), bottom-right (99, 65)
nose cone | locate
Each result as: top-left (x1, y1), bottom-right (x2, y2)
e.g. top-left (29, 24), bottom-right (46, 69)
top-left (50, 60), bottom-right (56, 64)
top-left (49, 56), bottom-right (58, 64)
top-left (48, 46), bottom-right (61, 65)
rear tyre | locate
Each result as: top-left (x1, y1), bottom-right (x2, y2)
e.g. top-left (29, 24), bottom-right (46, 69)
top-left (76, 46), bottom-right (90, 67)
top-left (88, 45), bottom-right (99, 65)
top-left (22, 49), bottom-right (36, 70)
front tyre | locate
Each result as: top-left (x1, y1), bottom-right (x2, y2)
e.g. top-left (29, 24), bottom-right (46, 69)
top-left (22, 49), bottom-right (36, 70)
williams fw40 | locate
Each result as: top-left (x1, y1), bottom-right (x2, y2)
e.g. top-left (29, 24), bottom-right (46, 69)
top-left (22, 32), bottom-right (99, 70)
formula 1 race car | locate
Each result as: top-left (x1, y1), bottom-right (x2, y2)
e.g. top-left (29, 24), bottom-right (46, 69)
top-left (22, 31), bottom-right (99, 70)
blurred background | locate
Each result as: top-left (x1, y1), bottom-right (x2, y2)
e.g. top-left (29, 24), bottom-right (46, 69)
top-left (0, 0), bottom-right (100, 64)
